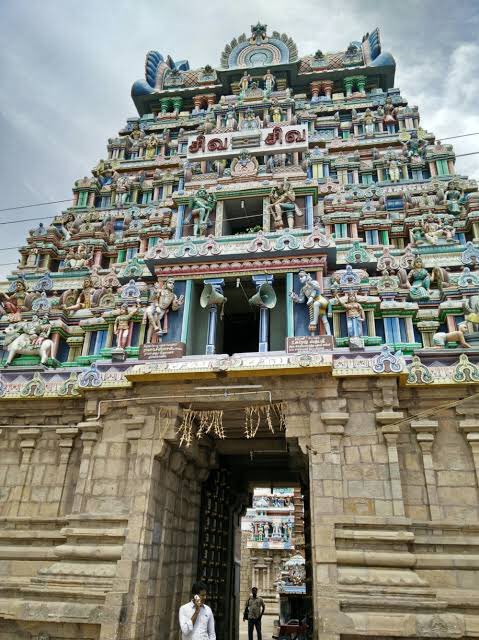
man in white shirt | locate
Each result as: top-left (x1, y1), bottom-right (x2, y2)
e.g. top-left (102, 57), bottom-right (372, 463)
top-left (179, 581), bottom-right (216, 640)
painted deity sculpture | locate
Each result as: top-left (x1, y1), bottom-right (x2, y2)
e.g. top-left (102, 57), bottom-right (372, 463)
top-left (187, 188), bottom-right (217, 237)
top-left (290, 270), bottom-right (331, 336)
top-left (142, 278), bottom-right (184, 342)
top-left (113, 304), bottom-right (138, 350)
top-left (413, 215), bottom-right (455, 245)
top-left (267, 178), bottom-right (303, 230)
top-left (225, 107), bottom-right (237, 130)
top-left (63, 243), bottom-right (92, 270)
top-left (335, 292), bottom-right (365, 338)
top-left (446, 180), bottom-right (464, 216)
top-left (388, 157), bottom-right (401, 182)
top-left (363, 108), bottom-right (375, 136)
top-left (64, 277), bottom-right (97, 313)
top-left (2, 315), bottom-right (54, 366)
top-left (239, 71), bottom-right (252, 97)
top-left (144, 134), bottom-right (159, 160)
top-left (263, 69), bottom-right (276, 94)
top-left (407, 257), bottom-right (431, 301)
top-left (432, 323), bottom-right (470, 349)
top-left (0, 280), bottom-right (28, 319)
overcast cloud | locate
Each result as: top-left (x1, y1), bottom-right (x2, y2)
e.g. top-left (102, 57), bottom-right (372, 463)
top-left (0, 0), bottom-right (478, 277)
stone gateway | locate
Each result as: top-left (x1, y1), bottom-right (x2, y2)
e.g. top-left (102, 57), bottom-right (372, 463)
top-left (0, 23), bottom-right (479, 640)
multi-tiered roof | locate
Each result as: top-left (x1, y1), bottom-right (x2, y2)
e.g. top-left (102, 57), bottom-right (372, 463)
top-left (1, 25), bottom-right (479, 399)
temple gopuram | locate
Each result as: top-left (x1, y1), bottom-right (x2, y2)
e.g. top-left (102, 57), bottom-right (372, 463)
top-left (1, 23), bottom-right (479, 640)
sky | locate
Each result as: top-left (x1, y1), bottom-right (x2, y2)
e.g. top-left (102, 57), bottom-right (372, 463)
top-left (0, 0), bottom-right (478, 277)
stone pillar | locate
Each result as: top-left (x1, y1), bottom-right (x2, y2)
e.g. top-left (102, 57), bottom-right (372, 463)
top-left (71, 422), bottom-right (100, 513)
top-left (10, 428), bottom-right (41, 516)
top-left (262, 196), bottom-right (271, 232)
top-left (458, 418), bottom-right (479, 487)
top-left (376, 413), bottom-right (405, 516)
top-left (203, 278), bottom-right (225, 355)
top-left (417, 320), bottom-right (439, 348)
top-left (310, 81), bottom-right (321, 101)
top-left (322, 81), bottom-right (333, 99)
top-left (411, 419), bottom-right (440, 520)
top-left (343, 77), bottom-right (354, 97)
top-left (252, 274), bottom-right (274, 353)
top-left (214, 200), bottom-right (224, 236)
top-left (56, 427), bottom-right (79, 515)
top-left (356, 75), bottom-right (367, 93)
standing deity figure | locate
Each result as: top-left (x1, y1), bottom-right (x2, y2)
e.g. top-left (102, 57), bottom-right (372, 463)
top-left (383, 97), bottom-right (397, 133)
top-left (114, 172), bottom-right (131, 206)
top-left (388, 157), bottom-right (401, 182)
top-left (225, 107), bottom-right (238, 130)
top-left (144, 134), bottom-right (158, 160)
top-left (335, 292), bottom-right (365, 338)
top-left (363, 108), bottom-right (375, 136)
top-left (446, 180), bottom-right (465, 216)
top-left (187, 188), bottom-right (217, 237)
top-left (142, 278), bottom-right (185, 342)
top-left (290, 270), bottom-right (331, 336)
top-left (270, 104), bottom-right (283, 123)
top-left (407, 257), bottom-right (431, 301)
top-left (263, 69), bottom-right (276, 94)
top-left (113, 304), bottom-right (138, 350)
top-left (401, 129), bottom-right (427, 160)
top-left (0, 280), bottom-right (28, 318)
top-left (239, 71), bottom-right (252, 97)
top-left (267, 178), bottom-right (303, 230)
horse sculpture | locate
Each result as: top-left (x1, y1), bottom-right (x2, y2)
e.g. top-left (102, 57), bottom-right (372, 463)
top-left (2, 325), bottom-right (53, 366)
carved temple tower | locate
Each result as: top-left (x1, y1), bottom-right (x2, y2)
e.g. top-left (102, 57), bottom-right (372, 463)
top-left (1, 23), bottom-right (479, 640)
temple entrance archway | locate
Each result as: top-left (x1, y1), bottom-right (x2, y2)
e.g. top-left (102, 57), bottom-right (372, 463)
top-left (143, 401), bottom-right (312, 640)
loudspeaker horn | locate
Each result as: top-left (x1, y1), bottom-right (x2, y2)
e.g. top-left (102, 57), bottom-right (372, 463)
top-left (248, 283), bottom-right (277, 309)
top-left (200, 284), bottom-right (226, 308)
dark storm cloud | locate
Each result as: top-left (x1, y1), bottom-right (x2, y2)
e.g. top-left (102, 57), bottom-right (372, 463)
top-left (0, 0), bottom-right (478, 276)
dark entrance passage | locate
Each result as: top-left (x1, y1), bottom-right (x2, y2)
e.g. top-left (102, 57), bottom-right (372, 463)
top-left (221, 281), bottom-right (260, 355)
top-left (195, 419), bottom-right (311, 640)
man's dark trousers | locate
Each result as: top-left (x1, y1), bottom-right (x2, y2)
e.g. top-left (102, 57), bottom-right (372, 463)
top-left (248, 618), bottom-right (262, 640)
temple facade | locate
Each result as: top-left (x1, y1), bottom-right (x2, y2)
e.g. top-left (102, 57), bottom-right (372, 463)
top-left (1, 23), bottom-right (479, 640)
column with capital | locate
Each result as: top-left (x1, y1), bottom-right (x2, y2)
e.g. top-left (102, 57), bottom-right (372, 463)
top-left (411, 419), bottom-right (440, 519)
top-left (202, 278), bottom-right (225, 355)
top-left (252, 275), bottom-right (275, 353)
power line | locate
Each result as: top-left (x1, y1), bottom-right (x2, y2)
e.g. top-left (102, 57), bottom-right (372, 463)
top-left (440, 133), bottom-right (479, 141)
top-left (0, 199), bottom-right (71, 213)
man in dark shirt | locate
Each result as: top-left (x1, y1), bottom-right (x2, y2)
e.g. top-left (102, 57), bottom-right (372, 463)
top-left (243, 587), bottom-right (265, 640)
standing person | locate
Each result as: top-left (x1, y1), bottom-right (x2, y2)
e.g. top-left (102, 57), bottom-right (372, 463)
top-left (243, 586), bottom-right (265, 640)
top-left (179, 581), bottom-right (216, 640)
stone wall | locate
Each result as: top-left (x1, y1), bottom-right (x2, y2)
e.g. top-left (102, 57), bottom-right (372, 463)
top-left (0, 375), bottom-right (477, 639)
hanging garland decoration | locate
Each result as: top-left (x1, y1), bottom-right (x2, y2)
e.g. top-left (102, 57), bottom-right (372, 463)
top-left (244, 402), bottom-right (287, 439)
top-left (177, 408), bottom-right (225, 446)
top-left (177, 402), bottom-right (287, 446)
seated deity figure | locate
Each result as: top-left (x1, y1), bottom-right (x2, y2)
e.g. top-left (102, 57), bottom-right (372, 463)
top-left (142, 278), bottom-right (185, 342)
top-left (290, 270), bottom-right (331, 336)
top-left (64, 277), bottom-right (97, 313)
top-left (267, 178), bottom-right (303, 230)
top-left (335, 291), bottom-right (365, 338)
top-left (0, 280), bottom-right (28, 319)
top-left (63, 243), bottom-right (92, 270)
top-left (407, 257), bottom-right (431, 301)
